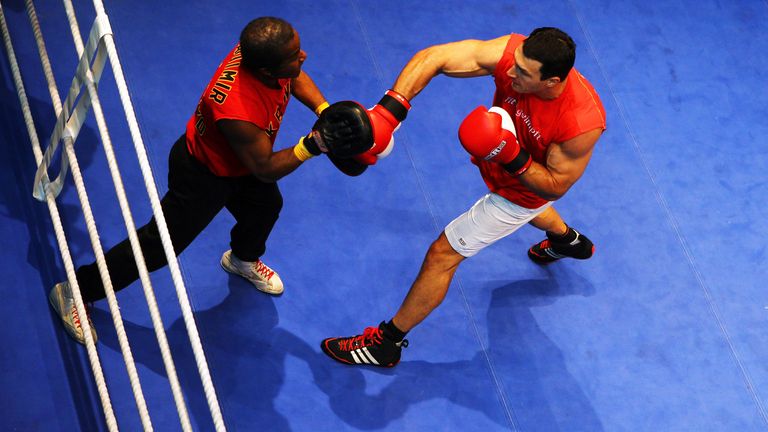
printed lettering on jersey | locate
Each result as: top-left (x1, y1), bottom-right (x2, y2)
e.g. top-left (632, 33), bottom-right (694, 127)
top-left (194, 101), bottom-right (205, 136)
top-left (266, 122), bottom-right (277, 137)
top-left (282, 82), bottom-right (291, 104)
top-left (266, 81), bottom-right (291, 137)
top-left (209, 46), bottom-right (242, 105)
top-left (502, 96), bottom-right (543, 143)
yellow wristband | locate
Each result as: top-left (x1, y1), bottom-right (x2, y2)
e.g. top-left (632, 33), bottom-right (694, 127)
top-left (293, 137), bottom-right (315, 162)
top-left (314, 101), bottom-right (330, 117)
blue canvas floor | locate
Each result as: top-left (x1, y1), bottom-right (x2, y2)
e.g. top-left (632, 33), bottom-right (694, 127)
top-left (1, 0), bottom-right (767, 431)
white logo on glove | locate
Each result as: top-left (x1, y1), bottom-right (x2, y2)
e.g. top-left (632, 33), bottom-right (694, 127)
top-left (485, 140), bottom-right (507, 160)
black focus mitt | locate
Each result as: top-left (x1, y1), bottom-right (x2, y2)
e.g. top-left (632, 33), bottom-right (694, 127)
top-left (301, 101), bottom-right (374, 158)
top-left (327, 153), bottom-right (368, 176)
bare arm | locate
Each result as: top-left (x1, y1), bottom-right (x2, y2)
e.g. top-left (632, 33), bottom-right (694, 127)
top-left (518, 128), bottom-right (603, 200)
top-left (291, 70), bottom-right (327, 114)
top-left (391, 36), bottom-right (510, 100)
top-left (218, 119), bottom-right (304, 182)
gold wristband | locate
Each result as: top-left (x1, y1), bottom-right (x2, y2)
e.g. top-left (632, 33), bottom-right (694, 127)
top-left (314, 101), bottom-right (330, 117)
top-left (293, 137), bottom-right (315, 162)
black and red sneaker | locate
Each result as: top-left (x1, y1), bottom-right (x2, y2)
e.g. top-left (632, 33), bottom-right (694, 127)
top-left (528, 227), bottom-right (595, 264)
top-left (321, 322), bottom-right (408, 367)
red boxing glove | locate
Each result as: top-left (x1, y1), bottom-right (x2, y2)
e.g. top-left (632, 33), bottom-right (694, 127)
top-left (354, 90), bottom-right (411, 165)
top-left (458, 106), bottom-right (532, 176)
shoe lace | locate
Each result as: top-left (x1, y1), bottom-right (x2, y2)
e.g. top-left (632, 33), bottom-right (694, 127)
top-left (69, 302), bottom-right (93, 329)
top-left (70, 304), bottom-right (81, 328)
top-left (539, 239), bottom-right (551, 250)
top-left (254, 260), bottom-right (274, 280)
top-left (339, 327), bottom-right (383, 352)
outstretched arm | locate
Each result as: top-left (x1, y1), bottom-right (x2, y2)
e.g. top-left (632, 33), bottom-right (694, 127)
top-left (349, 36), bottom-right (511, 169)
top-left (391, 36), bottom-right (509, 100)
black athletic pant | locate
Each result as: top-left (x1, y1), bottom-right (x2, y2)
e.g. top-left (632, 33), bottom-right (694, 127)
top-left (75, 135), bottom-right (283, 302)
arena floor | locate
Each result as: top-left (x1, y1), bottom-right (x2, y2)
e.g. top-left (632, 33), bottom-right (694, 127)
top-left (1, 0), bottom-right (767, 430)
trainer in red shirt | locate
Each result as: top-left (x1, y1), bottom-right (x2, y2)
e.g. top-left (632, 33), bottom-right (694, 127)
top-left (50, 17), bottom-right (339, 346)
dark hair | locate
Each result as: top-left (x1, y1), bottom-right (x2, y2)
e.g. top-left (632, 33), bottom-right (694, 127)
top-left (523, 27), bottom-right (576, 81)
top-left (239, 17), bottom-right (295, 70)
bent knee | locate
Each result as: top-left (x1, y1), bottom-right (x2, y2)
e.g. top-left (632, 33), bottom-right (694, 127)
top-left (424, 233), bottom-right (463, 267)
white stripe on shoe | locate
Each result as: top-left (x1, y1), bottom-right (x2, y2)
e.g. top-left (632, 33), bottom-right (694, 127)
top-left (544, 248), bottom-right (567, 259)
top-left (349, 348), bottom-right (380, 365)
top-left (360, 347), bottom-right (379, 365)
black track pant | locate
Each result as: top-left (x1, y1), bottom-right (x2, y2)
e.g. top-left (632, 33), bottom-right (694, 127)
top-left (75, 135), bottom-right (282, 302)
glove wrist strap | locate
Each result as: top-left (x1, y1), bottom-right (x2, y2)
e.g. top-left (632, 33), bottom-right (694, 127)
top-left (314, 101), bottom-right (330, 117)
top-left (293, 137), bottom-right (316, 161)
top-left (378, 90), bottom-right (411, 122)
top-left (502, 148), bottom-right (532, 176)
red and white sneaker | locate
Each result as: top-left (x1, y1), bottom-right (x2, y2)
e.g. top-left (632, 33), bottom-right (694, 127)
top-left (220, 250), bottom-right (284, 295)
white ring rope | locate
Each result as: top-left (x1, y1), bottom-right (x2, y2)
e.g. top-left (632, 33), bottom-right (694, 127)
top-left (3, 1), bottom-right (226, 430)
top-left (0, 3), bottom-right (118, 431)
top-left (25, 2), bottom-right (155, 431)
top-left (26, 0), bottom-right (152, 430)
top-left (80, 0), bottom-right (226, 430)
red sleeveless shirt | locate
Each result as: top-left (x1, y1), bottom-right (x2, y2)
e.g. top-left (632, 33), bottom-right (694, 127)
top-left (185, 44), bottom-right (291, 177)
top-left (475, 34), bottom-right (606, 208)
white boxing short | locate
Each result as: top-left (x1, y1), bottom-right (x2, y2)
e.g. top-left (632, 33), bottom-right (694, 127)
top-left (445, 193), bottom-right (552, 257)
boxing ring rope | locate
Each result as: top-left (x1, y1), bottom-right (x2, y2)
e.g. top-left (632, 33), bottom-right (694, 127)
top-left (25, 2), bottom-right (153, 430)
top-left (0, 1), bottom-right (225, 430)
top-left (0, 5), bottom-right (118, 430)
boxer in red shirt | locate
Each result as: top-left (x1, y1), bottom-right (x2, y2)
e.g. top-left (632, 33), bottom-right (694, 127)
top-left (322, 28), bottom-right (606, 367)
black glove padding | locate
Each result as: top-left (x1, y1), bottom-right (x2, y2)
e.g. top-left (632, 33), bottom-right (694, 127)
top-left (327, 153), bottom-right (368, 177)
top-left (303, 101), bottom-right (374, 158)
